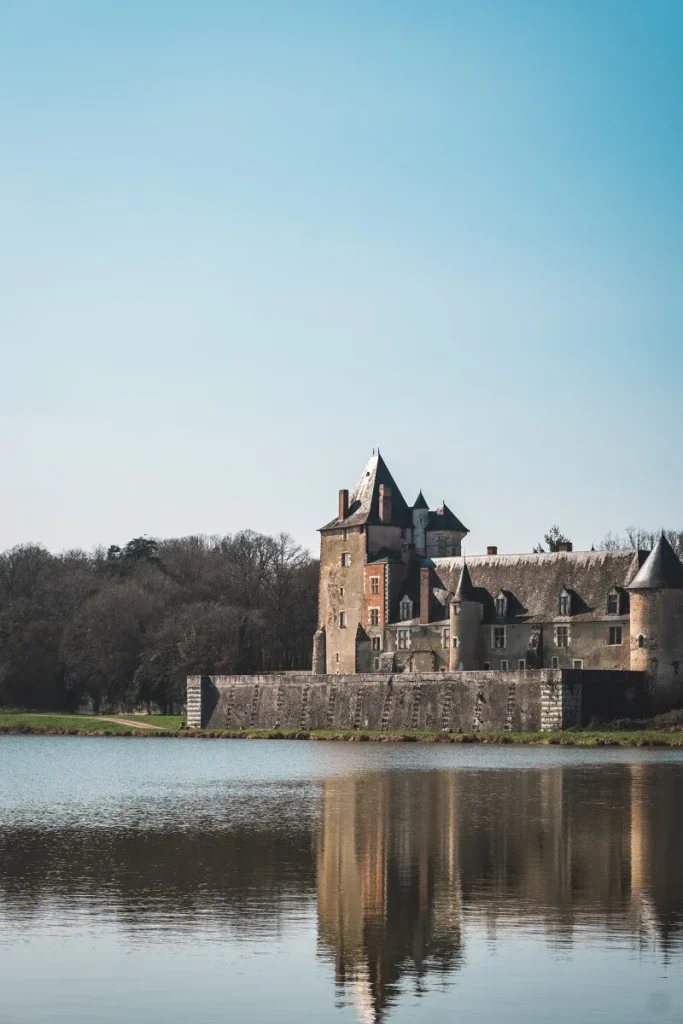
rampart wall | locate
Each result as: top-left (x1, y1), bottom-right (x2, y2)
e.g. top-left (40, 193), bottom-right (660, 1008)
top-left (185, 670), bottom-right (643, 733)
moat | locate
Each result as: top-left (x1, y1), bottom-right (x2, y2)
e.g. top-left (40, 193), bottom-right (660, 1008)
top-left (1, 739), bottom-right (683, 1023)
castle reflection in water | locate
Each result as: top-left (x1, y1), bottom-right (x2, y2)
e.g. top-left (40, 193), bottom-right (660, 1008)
top-left (1, 757), bottom-right (683, 1023)
top-left (315, 764), bottom-right (683, 1023)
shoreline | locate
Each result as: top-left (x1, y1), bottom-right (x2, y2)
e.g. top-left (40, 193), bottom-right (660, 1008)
top-left (2, 722), bottom-right (683, 746)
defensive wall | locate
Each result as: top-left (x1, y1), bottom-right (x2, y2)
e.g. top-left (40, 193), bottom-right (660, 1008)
top-left (187, 669), bottom-right (646, 733)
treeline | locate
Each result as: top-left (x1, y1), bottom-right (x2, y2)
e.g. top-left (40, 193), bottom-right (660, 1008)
top-left (0, 533), bottom-right (318, 713)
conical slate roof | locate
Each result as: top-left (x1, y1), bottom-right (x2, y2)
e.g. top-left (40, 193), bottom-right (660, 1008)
top-left (429, 501), bottom-right (468, 533)
top-left (412, 490), bottom-right (429, 510)
top-left (628, 534), bottom-right (683, 590)
top-left (454, 562), bottom-right (477, 601)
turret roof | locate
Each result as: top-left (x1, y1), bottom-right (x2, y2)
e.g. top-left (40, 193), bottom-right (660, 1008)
top-left (455, 562), bottom-right (477, 601)
top-left (319, 452), bottom-right (412, 531)
top-left (412, 490), bottom-right (429, 510)
top-left (428, 502), bottom-right (468, 534)
top-left (627, 534), bottom-right (683, 590)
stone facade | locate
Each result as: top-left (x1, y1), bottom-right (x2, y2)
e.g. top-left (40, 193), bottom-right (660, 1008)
top-left (315, 452), bottom-right (683, 707)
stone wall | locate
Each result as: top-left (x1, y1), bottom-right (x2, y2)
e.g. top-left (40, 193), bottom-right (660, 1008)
top-left (186, 669), bottom-right (635, 733)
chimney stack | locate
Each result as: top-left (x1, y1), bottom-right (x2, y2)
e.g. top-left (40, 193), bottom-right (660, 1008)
top-left (487, 546), bottom-right (498, 556)
top-left (378, 484), bottom-right (392, 523)
top-left (338, 489), bottom-right (349, 521)
top-left (420, 566), bottom-right (431, 624)
top-left (557, 541), bottom-right (573, 552)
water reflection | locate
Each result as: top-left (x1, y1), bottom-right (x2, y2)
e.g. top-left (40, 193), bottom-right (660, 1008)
top-left (1, 743), bottom-right (683, 1023)
top-left (315, 764), bottom-right (683, 1021)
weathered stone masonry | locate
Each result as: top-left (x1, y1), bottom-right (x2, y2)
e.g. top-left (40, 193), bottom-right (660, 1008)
top-left (187, 670), bottom-right (642, 733)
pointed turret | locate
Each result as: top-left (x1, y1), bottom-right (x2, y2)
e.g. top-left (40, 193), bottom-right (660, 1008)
top-left (628, 534), bottom-right (683, 708)
top-left (412, 490), bottom-right (429, 510)
top-left (319, 451), bottom-right (411, 530)
top-left (449, 561), bottom-right (482, 670)
top-left (628, 534), bottom-right (683, 590)
top-left (455, 562), bottom-right (476, 602)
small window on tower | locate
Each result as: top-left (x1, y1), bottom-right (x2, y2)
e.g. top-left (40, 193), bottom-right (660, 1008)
top-left (341, 552), bottom-right (351, 567)
top-left (638, 634), bottom-right (645, 649)
top-left (339, 612), bottom-right (347, 629)
top-left (339, 586), bottom-right (344, 597)
top-left (342, 528), bottom-right (348, 541)
top-left (370, 576), bottom-right (380, 595)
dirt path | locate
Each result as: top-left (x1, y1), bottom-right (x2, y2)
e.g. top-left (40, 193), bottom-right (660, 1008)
top-left (96, 717), bottom-right (166, 730)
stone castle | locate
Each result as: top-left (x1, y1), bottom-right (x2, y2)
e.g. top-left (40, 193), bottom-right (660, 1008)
top-left (312, 451), bottom-right (683, 706)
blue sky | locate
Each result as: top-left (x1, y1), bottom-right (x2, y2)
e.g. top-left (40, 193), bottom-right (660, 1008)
top-left (2, 0), bottom-right (682, 556)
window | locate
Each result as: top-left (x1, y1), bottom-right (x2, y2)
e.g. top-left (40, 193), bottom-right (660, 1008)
top-left (555, 625), bottom-right (569, 647)
top-left (495, 592), bottom-right (508, 618)
top-left (452, 636), bottom-right (459, 648)
top-left (342, 528), bottom-right (348, 541)
top-left (369, 607), bottom-right (380, 626)
top-left (608, 626), bottom-right (623, 646)
top-left (371, 636), bottom-right (382, 651)
top-left (573, 659), bottom-right (584, 669)
top-left (551, 656), bottom-right (559, 669)
top-left (373, 657), bottom-right (380, 670)
top-left (370, 576), bottom-right (380, 595)
top-left (339, 612), bottom-right (347, 629)
top-left (518, 659), bottom-right (526, 670)
top-left (441, 627), bottom-right (450, 649)
top-left (400, 598), bottom-right (413, 621)
top-left (400, 528), bottom-right (406, 540)
top-left (339, 586), bottom-right (344, 597)
top-left (454, 603), bottom-right (461, 615)
top-left (501, 659), bottom-right (509, 671)
top-left (397, 629), bottom-right (410, 650)
top-left (335, 652), bottom-right (340, 663)
top-left (483, 662), bottom-right (491, 670)
top-left (607, 593), bottom-right (619, 615)
top-left (493, 626), bottom-right (506, 649)
top-left (558, 592), bottom-right (571, 616)
top-left (638, 634), bottom-right (645, 649)
top-left (341, 552), bottom-right (351, 567)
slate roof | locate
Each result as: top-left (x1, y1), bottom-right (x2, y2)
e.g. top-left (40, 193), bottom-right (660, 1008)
top-left (628, 535), bottom-right (683, 590)
top-left (427, 502), bottom-right (468, 534)
top-left (425, 549), bottom-right (647, 623)
top-left (412, 490), bottom-right (429, 510)
top-left (319, 453), bottom-right (413, 530)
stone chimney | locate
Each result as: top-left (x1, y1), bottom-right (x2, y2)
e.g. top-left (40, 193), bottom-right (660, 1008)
top-left (557, 541), bottom-right (573, 552)
top-left (487, 546), bottom-right (498, 556)
top-left (378, 484), bottom-right (392, 523)
top-left (420, 566), bottom-right (431, 624)
top-left (338, 489), bottom-right (349, 521)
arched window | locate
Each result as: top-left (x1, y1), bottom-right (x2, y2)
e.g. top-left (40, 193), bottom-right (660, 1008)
top-left (638, 634), bottom-right (645, 649)
top-left (558, 588), bottom-right (571, 617)
top-left (399, 596), bottom-right (413, 621)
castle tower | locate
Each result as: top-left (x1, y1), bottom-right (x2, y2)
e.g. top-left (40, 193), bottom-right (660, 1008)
top-left (628, 534), bottom-right (683, 707)
top-left (412, 491), bottom-right (430, 556)
top-left (449, 563), bottom-right (483, 671)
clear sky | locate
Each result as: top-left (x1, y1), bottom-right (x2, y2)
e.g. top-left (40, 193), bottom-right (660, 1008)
top-left (2, 0), bottom-right (682, 557)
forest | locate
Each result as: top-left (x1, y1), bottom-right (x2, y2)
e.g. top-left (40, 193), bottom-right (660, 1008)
top-left (0, 533), bottom-right (318, 712)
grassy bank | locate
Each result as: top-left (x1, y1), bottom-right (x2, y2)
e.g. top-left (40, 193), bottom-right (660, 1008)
top-left (1, 712), bottom-right (683, 745)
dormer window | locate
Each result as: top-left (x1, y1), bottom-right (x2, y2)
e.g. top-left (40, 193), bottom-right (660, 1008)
top-left (495, 591), bottom-right (508, 618)
top-left (399, 596), bottom-right (413, 621)
top-left (607, 589), bottom-right (619, 615)
top-left (558, 588), bottom-right (571, 617)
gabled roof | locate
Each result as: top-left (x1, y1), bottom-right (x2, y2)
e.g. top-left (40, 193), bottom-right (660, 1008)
top-left (628, 535), bottom-right (683, 590)
top-left (427, 502), bottom-right (468, 534)
top-left (319, 452), bottom-right (412, 531)
top-left (412, 490), bottom-right (429, 510)
top-left (425, 549), bottom-right (646, 623)
top-left (454, 562), bottom-right (476, 601)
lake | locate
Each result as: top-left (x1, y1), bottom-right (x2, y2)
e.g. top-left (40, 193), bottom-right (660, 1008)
top-left (1, 738), bottom-right (682, 1023)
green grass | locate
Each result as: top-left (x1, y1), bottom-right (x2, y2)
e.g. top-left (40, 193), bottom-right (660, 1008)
top-left (0, 712), bottom-right (682, 745)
